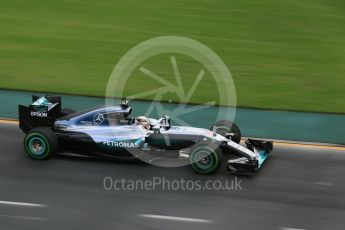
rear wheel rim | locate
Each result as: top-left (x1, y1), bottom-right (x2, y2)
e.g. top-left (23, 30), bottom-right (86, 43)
top-left (28, 137), bottom-right (46, 155)
top-left (25, 133), bottom-right (50, 159)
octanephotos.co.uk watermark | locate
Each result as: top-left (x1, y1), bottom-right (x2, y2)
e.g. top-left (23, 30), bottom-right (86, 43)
top-left (103, 176), bottom-right (243, 191)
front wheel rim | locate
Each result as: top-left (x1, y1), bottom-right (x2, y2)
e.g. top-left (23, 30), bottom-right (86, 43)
top-left (190, 146), bottom-right (219, 174)
top-left (193, 151), bottom-right (214, 169)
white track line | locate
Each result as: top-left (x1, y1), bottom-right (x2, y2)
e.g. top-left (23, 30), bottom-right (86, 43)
top-left (0, 200), bottom-right (46, 207)
top-left (0, 214), bottom-right (46, 221)
top-left (138, 214), bottom-right (212, 223)
top-left (316, 181), bottom-right (334, 186)
top-left (280, 227), bottom-right (306, 230)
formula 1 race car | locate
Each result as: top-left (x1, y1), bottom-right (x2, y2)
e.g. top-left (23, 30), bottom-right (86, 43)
top-left (18, 95), bottom-right (273, 174)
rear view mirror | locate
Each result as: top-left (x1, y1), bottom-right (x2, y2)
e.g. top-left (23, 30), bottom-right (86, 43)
top-left (159, 115), bottom-right (171, 130)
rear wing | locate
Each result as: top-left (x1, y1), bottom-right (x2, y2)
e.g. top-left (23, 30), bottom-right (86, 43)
top-left (18, 95), bottom-right (62, 133)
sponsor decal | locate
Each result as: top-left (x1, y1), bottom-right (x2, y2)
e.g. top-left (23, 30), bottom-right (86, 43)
top-left (103, 141), bottom-right (139, 148)
top-left (30, 111), bottom-right (47, 118)
top-left (93, 113), bottom-right (104, 125)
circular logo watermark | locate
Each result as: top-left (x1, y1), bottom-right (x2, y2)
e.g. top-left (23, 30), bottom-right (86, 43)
top-left (105, 36), bottom-right (237, 167)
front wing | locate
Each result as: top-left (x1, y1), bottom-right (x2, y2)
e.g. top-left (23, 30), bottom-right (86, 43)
top-left (225, 139), bottom-right (273, 174)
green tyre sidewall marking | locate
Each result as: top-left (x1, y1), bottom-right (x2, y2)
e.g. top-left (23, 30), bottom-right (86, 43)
top-left (190, 145), bottom-right (220, 174)
top-left (24, 133), bottom-right (51, 160)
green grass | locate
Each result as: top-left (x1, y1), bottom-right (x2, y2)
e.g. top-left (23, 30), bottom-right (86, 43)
top-left (1, 0), bottom-right (345, 113)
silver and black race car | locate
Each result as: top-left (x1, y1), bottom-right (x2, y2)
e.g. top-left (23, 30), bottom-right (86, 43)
top-left (18, 95), bottom-right (273, 175)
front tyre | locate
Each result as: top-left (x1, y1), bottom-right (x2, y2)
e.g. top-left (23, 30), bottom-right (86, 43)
top-left (189, 143), bottom-right (223, 175)
top-left (24, 127), bottom-right (58, 160)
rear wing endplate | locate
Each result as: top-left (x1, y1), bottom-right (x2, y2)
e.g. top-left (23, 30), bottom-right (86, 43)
top-left (18, 95), bottom-right (62, 133)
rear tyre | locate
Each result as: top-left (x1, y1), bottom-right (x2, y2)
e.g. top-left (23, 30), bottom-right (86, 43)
top-left (189, 143), bottom-right (223, 174)
top-left (24, 127), bottom-right (58, 160)
top-left (60, 108), bottom-right (76, 117)
top-left (210, 120), bottom-right (241, 144)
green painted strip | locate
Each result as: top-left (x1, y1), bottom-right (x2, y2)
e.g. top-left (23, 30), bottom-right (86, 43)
top-left (1, 89), bottom-right (344, 144)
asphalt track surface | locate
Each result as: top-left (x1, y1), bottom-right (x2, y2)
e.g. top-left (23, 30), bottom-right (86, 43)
top-left (0, 122), bottom-right (345, 230)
